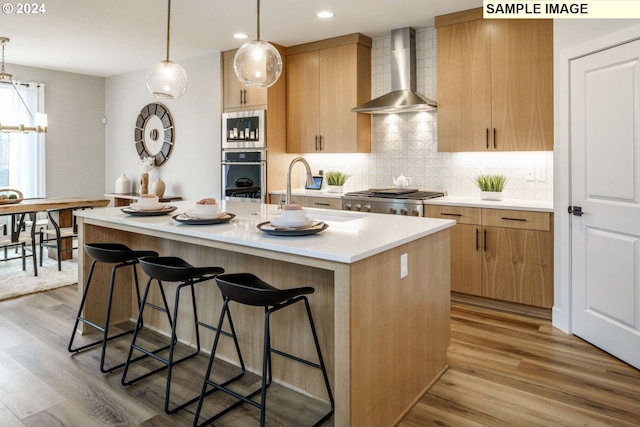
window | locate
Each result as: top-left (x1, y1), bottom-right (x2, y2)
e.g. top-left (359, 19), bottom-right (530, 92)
top-left (0, 81), bottom-right (46, 198)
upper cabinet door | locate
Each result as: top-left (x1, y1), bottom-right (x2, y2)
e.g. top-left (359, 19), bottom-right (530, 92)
top-left (223, 49), bottom-right (268, 111)
top-left (491, 20), bottom-right (553, 151)
top-left (286, 50), bottom-right (321, 153)
top-left (435, 9), bottom-right (553, 152)
top-left (437, 19), bottom-right (492, 152)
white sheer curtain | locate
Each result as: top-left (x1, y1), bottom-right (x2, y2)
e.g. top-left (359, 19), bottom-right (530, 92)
top-left (0, 81), bottom-right (46, 198)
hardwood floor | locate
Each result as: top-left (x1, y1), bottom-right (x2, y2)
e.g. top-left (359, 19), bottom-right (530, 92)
top-left (1, 285), bottom-right (639, 426)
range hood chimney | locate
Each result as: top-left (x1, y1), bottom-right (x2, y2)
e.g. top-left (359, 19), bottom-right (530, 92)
top-left (352, 27), bottom-right (437, 114)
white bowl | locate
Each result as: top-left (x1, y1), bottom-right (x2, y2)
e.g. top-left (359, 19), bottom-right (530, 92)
top-left (270, 217), bottom-right (313, 228)
top-left (280, 208), bottom-right (307, 222)
top-left (186, 209), bottom-right (226, 219)
top-left (194, 203), bottom-right (220, 214)
top-left (137, 195), bottom-right (159, 206)
top-left (130, 202), bottom-right (165, 211)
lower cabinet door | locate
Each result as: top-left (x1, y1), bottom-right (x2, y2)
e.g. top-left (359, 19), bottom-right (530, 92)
top-left (482, 226), bottom-right (553, 308)
top-left (451, 224), bottom-right (483, 296)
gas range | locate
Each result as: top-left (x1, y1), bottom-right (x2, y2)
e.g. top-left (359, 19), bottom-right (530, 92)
top-left (341, 188), bottom-right (445, 216)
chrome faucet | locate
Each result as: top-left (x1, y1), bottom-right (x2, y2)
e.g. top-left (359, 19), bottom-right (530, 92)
top-left (286, 157), bottom-right (314, 206)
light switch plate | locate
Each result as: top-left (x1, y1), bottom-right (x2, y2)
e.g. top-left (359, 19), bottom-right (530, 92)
top-left (400, 253), bottom-right (408, 278)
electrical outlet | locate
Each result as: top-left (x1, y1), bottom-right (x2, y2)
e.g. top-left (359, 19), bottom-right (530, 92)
top-left (400, 253), bottom-right (408, 278)
top-left (536, 168), bottom-right (546, 181)
top-left (526, 168), bottom-right (535, 182)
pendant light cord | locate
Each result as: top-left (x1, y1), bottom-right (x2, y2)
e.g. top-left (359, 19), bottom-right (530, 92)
top-left (256, 0), bottom-right (261, 41)
top-left (165, 0), bottom-right (172, 61)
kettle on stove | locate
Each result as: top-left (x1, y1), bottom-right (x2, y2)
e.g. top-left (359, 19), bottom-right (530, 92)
top-left (392, 174), bottom-right (412, 189)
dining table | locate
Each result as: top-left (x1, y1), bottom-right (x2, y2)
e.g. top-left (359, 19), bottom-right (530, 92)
top-left (0, 197), bottom-right (109, 261)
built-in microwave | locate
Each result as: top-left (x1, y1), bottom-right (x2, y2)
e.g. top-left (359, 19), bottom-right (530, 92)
top-left (222, 110), bottom-right (265, 149)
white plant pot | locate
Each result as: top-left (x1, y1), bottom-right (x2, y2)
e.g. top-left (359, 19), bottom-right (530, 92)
top-left (326, 185), bottom-right (344, 193)
top-left (480, 191), bottom-right (503, 201)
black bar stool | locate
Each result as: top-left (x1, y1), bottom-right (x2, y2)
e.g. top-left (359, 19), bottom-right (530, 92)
top-left (193, 273), bottom-right (335, 427)
top-left (120, 256), bottom-right (236, 415)
top-left (68, 243), bottom-right (159, 373)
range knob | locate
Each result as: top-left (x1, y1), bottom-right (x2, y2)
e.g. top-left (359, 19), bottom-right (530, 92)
top-left (411, 209), bottom-right (420, 217)
top-left (400, 208), bottom-right (408, 216)
top-left (344, 203), bottom-right (352, 211)
top-left (389, 208), bottom-right (397, 214)
top-left (363, 205), bottom-right (372, 212)
top-left (354, 204), bottom-right (362, 211)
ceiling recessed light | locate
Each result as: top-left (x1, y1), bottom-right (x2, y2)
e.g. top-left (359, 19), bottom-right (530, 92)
top-left (317, 11), bottom-right (334, 19)
top-left (234, 33), bottom-right (249, 39)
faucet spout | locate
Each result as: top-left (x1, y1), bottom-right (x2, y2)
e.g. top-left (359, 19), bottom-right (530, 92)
top-left (286, 157), bottom-right (314, 206)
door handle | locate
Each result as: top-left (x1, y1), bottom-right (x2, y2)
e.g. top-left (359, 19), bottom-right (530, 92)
top-left (493, 128), bottom-right (497, 149)
top-left (568, 206), bottom-right (583, 216)
top-left (476, 228), bottom-right (480, 251)
top-left (483, 229), bottom-right (487, 252)
top-left (315, 135), bottom-right (319, 151)
top-left (485, 128), bottom-right (489, 149)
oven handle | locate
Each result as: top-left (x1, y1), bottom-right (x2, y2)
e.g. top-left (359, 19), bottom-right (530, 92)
top-left (221, 161), bottom-right (266, 166)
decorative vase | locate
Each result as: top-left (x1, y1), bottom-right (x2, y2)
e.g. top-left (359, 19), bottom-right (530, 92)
top-left (480, 191), bottom-right (503, 201)
top-left (140, 173), bottom-right (149, 195)
top-left (115, 174), bottom-right (130, 194)
top-left (326, 185), bottom-right (344, 193)
top-left (152, 177), bottom-right (166, 198)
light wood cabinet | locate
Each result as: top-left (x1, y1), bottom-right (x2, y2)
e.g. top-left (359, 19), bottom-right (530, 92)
top-left (222, 49), bottom-right (268, 111)
top-left (435, 9), bottom-right (553, 152)
top-left (269, 193), bottom-right (341, 210)
top-left (424, 205), bottom-right (553, 308)
top-left (286, 34), bottom-right (371, 153)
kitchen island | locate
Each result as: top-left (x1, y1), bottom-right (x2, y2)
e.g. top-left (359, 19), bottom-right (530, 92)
top-left (75, 200), bottom-right (454, 426)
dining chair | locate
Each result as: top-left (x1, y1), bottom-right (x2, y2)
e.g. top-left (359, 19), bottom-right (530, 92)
top-left (39, 206), bottom-right (93, 271)
top-left (0, 212), bottom-right (38, 275)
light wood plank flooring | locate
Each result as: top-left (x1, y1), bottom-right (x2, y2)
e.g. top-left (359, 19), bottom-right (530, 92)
top-left (1, 285), bottom-right (639, 426)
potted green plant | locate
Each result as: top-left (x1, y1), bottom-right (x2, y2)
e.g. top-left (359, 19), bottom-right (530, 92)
top-left (474, 174), bottom-right (509, 200)
top-left (325, 171), bottom-right (350, 193)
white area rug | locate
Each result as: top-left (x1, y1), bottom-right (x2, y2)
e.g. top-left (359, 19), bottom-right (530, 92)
top-left (0, 254), bottom-right (78, 301)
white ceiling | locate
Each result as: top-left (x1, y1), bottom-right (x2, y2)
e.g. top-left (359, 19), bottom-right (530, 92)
top-left (0, 0), bottom-right (482, 77)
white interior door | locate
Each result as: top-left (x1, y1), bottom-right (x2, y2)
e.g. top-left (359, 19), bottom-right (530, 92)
top-left (570, 39), bottom-right (640, 369)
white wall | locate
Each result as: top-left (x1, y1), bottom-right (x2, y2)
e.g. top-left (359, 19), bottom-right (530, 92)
top-left (105, 53), bottom-right (222, 201)
top-left (553, 19), bottom-right (640, 332)
top-left (7, 64), bottom-right (105, 198)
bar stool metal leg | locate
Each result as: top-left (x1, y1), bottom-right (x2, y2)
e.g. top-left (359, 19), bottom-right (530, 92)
top-left (68, 243), bottom-right (158, 374)
top-left (193, 273), bottom-right (335, 427)
top-left (120, 256), bottom-right (228, 414)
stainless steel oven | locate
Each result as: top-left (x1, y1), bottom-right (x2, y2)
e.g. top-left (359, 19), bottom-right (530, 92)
top-left (222, 110), bottom-right (265, 149)
top-left (222, 150), bottom-right (266, 203)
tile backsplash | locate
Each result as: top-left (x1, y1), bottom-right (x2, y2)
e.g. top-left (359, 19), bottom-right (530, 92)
top-left (304, 27), bottom-right (553, 202)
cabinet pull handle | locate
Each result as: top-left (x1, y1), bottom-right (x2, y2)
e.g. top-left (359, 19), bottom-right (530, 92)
top-left (239, 89), bottom-right (243, 105)
top-left (319, 135), bottom-right (324, 151)
top-left (315, 135), bottom-right (319, 151)
top-left (476, 228), bottom-right (480, 251)
top-left (484, 229), bottom-right (487, 252)
top-left (314, 202), bottom-right (331, 206)
top-left (493, 128), bottom-right (497, 149)
top-left (243, 89), bottom-right (247, 104)
top-left (501, 217), bottom-right (527, 222)
top-left (441, 212), bottom-right (462, 217)
top-left (485, 128), bottom-right (489, 149)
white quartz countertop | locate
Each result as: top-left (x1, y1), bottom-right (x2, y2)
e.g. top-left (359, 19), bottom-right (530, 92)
top-left (424, 196), bottom-right (554, 213)
top-left (76, 200), bottom-right (454, 264)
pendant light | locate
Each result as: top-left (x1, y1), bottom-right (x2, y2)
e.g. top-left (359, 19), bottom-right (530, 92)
top-left (0, 37), bottom-right (47, 133)
top-left (146, 0), bottom-right (188, 99)
top-left (233, 0), bottom-right (282, 88)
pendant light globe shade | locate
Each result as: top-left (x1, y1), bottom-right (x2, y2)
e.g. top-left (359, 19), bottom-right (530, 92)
top-left (233, 40), bottom-right (282, 88)
top-left (146, 60), bottom-right (188, 99)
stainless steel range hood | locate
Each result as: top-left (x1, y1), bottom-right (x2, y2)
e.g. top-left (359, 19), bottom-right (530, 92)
top-left (352, 27), bottom-right (437, 114)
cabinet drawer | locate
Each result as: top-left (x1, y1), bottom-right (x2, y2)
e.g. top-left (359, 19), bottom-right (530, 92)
top-left (424, 205), bottom-right (481, 225)
top-left (305, 196), bottom-right (341, 210)
top-left (482, 209), bottom-right (550, 231)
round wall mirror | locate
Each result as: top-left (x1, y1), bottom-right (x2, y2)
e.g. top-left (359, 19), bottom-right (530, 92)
top-left (134, 103), bottom-right (174, 167)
